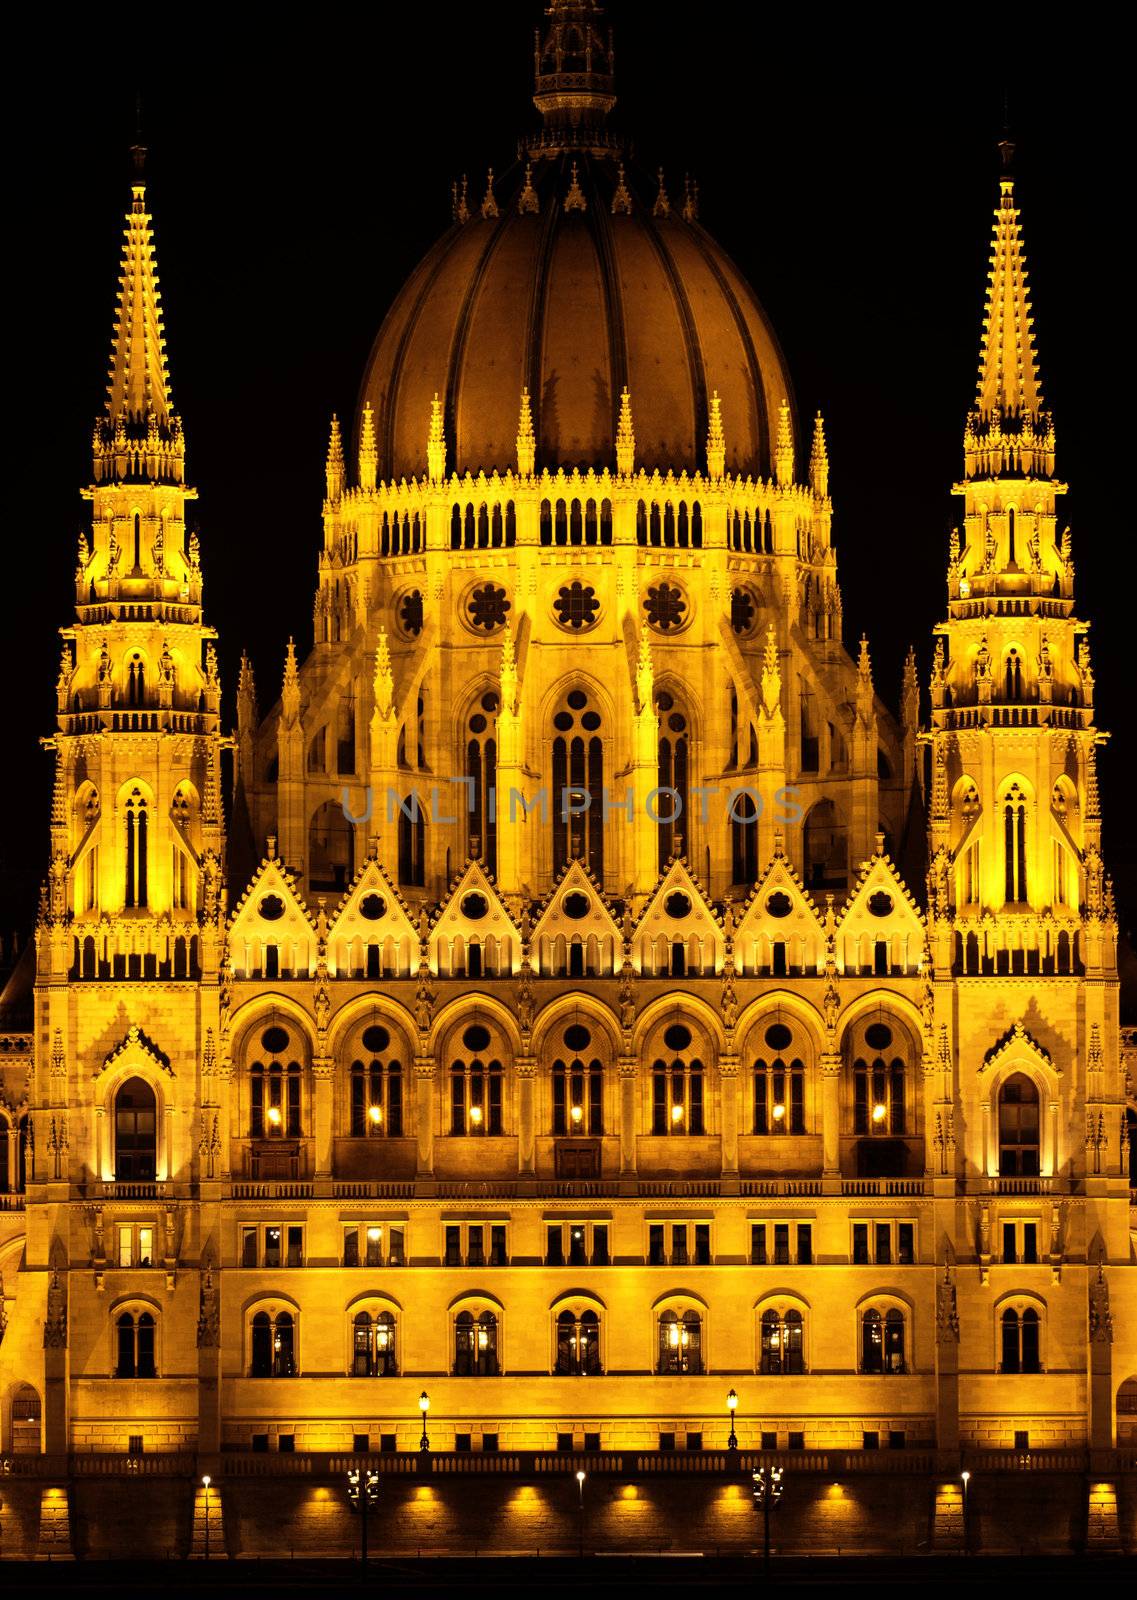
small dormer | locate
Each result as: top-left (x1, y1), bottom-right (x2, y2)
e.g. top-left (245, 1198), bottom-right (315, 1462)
top-left (430, 860), bottom-right (519, 978)
top-left (326, 854), bottom-right (419, 979)
top-left (227, 856), bottom-right (316, 980)
top-left (634, 861), bottom-right (723, 978)
top-left (837, 845), bottom-right (925, 977)
top-left (733, 852), bottom-right (825, 977)
top-left (531, 860), bottom-right (621, 977)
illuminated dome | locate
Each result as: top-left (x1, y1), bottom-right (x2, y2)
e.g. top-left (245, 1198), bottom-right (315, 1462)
top-left (358, 4), bottom-right (795, 481)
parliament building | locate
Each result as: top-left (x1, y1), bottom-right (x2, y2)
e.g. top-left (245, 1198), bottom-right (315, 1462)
top-left (1, 0), bottom-right (1134, 1559)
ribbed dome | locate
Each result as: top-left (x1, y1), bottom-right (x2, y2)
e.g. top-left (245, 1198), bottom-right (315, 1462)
top-left (358, 152), bottom-right (795, 482)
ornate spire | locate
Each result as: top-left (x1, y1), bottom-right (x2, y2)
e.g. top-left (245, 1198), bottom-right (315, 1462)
top-left (682, 176), bottom-right (699, 223)
top-left (516, 388), bottom-right (536, 477)
top-left (281, 638), bottom-right (301, 727)
top-left (775, 397), bottom-right (793, 487)
top-left (616, 386), bottom-right (635, 476)
top-left (237, 652), bottom-right (258, 733)
top-left (611, 162), bottom-right (632, 215)
top-left (519, 162), bottom-right (540, 215)
top-left (500, 622), bottom-right (518, 713)
top-left (325, 415), bottom-right (344, 502)
top-left (359, 401), bottom-right (377, 492)
top-left (95, 156), bottom-right (184, 485)
top-left (635, 628), bottom-right (654, 714)
top-left (564, 161), bottom-right (587, 213)
top-left (653, 169), bottom-right (671, 219)
top-left (427, 393), bottom-right (447, 483)
top-left (809, 411), bottom-right (829, 496)
top-left (373, 629), bottom-right (395, 720)
top-left (902, 645), bottom-right (919, 735)
top-left (481, 168), bottom-right (499, 220)
top-left (533, 1), bottom-right (616, 136)
top-left (856, 635), bottom-right (875, 723)
top-left (761, 626), bottom-right (782, 718)
top-left (706, 391), bottom-right (725, 480)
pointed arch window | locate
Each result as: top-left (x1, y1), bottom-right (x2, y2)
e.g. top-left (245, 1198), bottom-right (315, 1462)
top-left (466, 691), bottom-right (499, 873)
top-left (656, 1309), bottom-right (702, 1374)
top-left (1003, 783), bottom-right (1028, 903)
top-left (124, 788), bottom-right (149, 907)
top-left (651, 1023), bottom-right (704, 1135)
top-left (997, 1072), bottom-right (1040, 1177)
top-left (250, 1026), bottom-right (302, 1138)
top-left (352, 1310), bottom-right (398, 1376)
top-left (753, 1022), bottom-right (805, 1134)
top-left (552, 689), bottom-right (604, 881)
top-left (114, 1076), bottom-right (157, 1181)
top-left (555, 1309), bottom-right (601, 1375)
top-left (552, 1023), bottom-right (602, 1134)
top-left (730, 791), bottom-right (758, 885)
top-left (126, 654), bottom-right (145, 708)
top-left (656, 690), bottom-right (689, 867)
top-left (1004, 649), bottom-right (1023, 702)
top-left (450, 1025), bottom-right (503, 1135)
top-left (349, 1024), bottom-right (403, 1137)
top-left (1000, 1306), bottom-right (1041, 1373)
top-left (115, 1310), bottom-right (156, 1378)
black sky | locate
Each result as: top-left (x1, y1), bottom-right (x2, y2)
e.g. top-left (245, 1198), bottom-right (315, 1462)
top-left (3, 6), bottom-right (1131, 973)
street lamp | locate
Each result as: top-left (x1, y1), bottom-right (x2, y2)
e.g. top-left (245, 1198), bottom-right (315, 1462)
top-left (347, 1466), bottom-right (380, 1568)
top-left (575, 1469), bottom-right (586, 1558)
top-left (201, 1474), bottom-right (211, 1561)
top-left (752, 1465), bottom-right (783, 1572)
top-left (960, 1469), bottom-right (971, 1554)
top-left (419, 1390), bottom-right (431, 1453)
top-left (727, 1388), bottom-right (739, 1451)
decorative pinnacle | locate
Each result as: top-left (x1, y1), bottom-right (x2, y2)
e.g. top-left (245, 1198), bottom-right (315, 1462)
top-left (516, 388), bottom-right (536, 477)
top-left (761, 626), bottom-right (782, 718)
top-left (237, 652), bottom-right (258, 729)
top-left (454, 174), bottom-right (470, 224)
top-left (775, 397), bottom-right (793, 487)
top-left (706, 391), bottom-right (725, 480)
top-left (975, 172), bottom-right (1042, 422)
top-left (635, 628), bottom-right (654, 713)
top-left (682, 175), bottom-right (699, 222)
top-left (373, 629), bottom-right (395, 720)
top-left (281, 638), bottom-right (301, 726)
top-left (481, 168), bottom-right (499, 220)
top-left (611, 162), bottom-right (632, 215)
top-left (653, 169), bottom-right (671, 219)
top-left (902, 645), bottom-right (919, 732)
top-left (359, 402), bottom-right (377, 492)
top-left (810, 412), bottom-right (829, 497)
top-left (326, 414), bottom-right (345, 502)
top-left (428, 393), bottom-right (447, 483)
top-left (564, 161), bottom-right (587, 213)
top-left (1086, 741), bottom-right (1101, 823)
top-left (500, 622), bottom-right (518, 712)
top-left (519, 162), bottom-right (539, 215)
top-left (616, 386), bottom-right (635, 476)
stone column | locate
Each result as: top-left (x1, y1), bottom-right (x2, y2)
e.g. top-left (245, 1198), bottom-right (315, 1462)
top-left (415, 1057), bottom-right (435, 1181)
top-left (618, 1057), bottom-right (638, 1182)
top-left (516, 1058), bottom-right (536, 1176)
top-left (312, 1058), bottom-right (334, 1182)
top-left (820, 1051), bottom-right (841, 1180)
top-left (719, 1054), bottom-right (739, 1188)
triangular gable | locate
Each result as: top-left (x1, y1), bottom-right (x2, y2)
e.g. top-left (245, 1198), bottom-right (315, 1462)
top-left (227, 855), bottom-right (316, 979)
top-left (733, 849), bottom-right (825, 976)
top-left (326, 852), bottom-right (419, 978)
top-left (836, 845), bottom-right (925, 977)
top-left (979, 1021), bottom-right (1059, 1078)
top-left (99, 1024), bottom-right (172, 1080)
top-left (430, 858), bottom-right (519, 977)
top-left (635, 859), bottom-right (723, 977)
top-left (530, 858), bottom-right (622, 977)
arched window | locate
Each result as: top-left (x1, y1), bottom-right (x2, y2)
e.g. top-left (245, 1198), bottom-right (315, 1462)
top-left (860, 1306), bottom-right (906, 1374)
top-left (551, 689), bottom-right (604, 882)
top-left (1000, 1306), bottom-right (1041, 1373)
top-left (126, 653), bottom-right (146, 708)
top-left (656, 689), bottom-right (690, 867)
top-left (730, 791), bottom-right (758, 886)
top-left (251, 1309), bottom-right (296, 1376)
top-left (1004, 649), bottom-right (1023, 702)
top-left (657, 1309), bottom-right (703, 1374)
top-left (1003, 783), bottom-right (1028, 903)
top-left (555, 1308), bottom-right (601, 1375)
top-left (454, 1309), bottom-right (499, 1375)
top-left (123, 788), bottom-right (148, 908)
top-left (397, 792), bottom-right (425, 886)
top-left (114, 1077), bottom-right (157, 1181)
top-left (552, 1023), bottom-right (602, 1135)
top-left (10, 1386), bottom-right (41, 1454)
top-left (752, 1020), bottom-right (806, 1134)
top-left (250, 1025), bottom-right (302, 1138)
top-left (309, 799), bottom-right (354, 894)
top-left (115, 1309), bottom-right (156, 1378)
top-left (466, 691), bottom-right (499, 873)
top-left (850, 1018), bottom-right (911, 1161)
top-left (998, 1073), bottom-right (1040, 1177)
top-left (803, 799), bottom-right (847, 891)
top-left (759, 1308), bottom-right (804, 1374)
top-left (349, 1023), bottom-right (403, 1137)
top-left (651, 1023), bottom-right (704, 1135)
top-left (352, 1310), bottom-right (398, 1377)
top-left (450, 1024), bottom-right (503, 1135)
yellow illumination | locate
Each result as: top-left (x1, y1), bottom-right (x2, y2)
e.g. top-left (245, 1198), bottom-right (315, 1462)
top-left (267, 1106), bottom-right (282, 1127)
top-left (772, 1103), bottom-right (786, 1121)
top-left (470, 1105), bottom-right (484, 1125)
top-left (368, 1104), bottom-right (383, 1125)
top-left (367, 1226), bottom-right (382, 1242)
top-left (671, 1103), bottom-right (684, 1123)
top-left (570, 1103), bottom-right (583, 1123)
top-left (871, 1102), bottom-right (887, 1123)
top-left (958, 577), bottom-right (971, 597)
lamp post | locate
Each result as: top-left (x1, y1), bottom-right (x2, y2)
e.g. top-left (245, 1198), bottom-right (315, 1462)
top-left (960, 1469), bottom-right (971, 1555)
top-left (419, 1390), bottom-right (431, 1453)
top-left (727, 1388), bottom-right (739, 1452)
top-left (347, 1466), bottom-right (379, 1568)
top-left (201, 1474), bottom-right (211, 1561)
top-left (752, 1465), bottom-right (783, 1572)
top-left (576, 1469), bottom-right (586, 1557)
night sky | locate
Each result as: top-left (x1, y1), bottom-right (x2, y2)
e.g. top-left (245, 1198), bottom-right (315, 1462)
top-left (4, 7), bottom-right (1130, 989)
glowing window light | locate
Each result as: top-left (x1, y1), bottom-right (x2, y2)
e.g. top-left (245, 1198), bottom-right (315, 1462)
top-left (470, 1105), bottom-right (484, 1126)
top-left (671, 1102), bottom-right (684, 1124)
top-left (368, 1104), bottom-right (383, 1126)
top-left (772, 1103), bottom-right (786, 1122)
top-left (872, 1102), bottom-right (888, 1124)
top-left (267, 1106), bottom-right (282, 1128)
top-left (570, 1103), bottom-right (583, 1123)
top-left (366, 1226), bottom-right (382, 1242)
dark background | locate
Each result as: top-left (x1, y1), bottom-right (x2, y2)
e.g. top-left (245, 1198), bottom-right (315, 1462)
top-left (3, 6), bottom-right (1130, 992)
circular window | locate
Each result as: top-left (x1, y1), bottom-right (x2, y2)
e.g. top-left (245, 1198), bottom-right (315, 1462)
top-left (567, 690), bottom-right (588, 711)
top-left (562, 892), bottom-right (590, 920)
top-left (766, 892), bottom-right (793, 919)
top-left (397, 589), bottom-right (425, 638)
top-left (657, 690), bottom-right (675, 712)
top-left (466, 583), bottom-right (511, 632)
top-left (259, 894), bottom-right (285, 922)
top-left (730, 587), bottom-right (757, 636)
top-left (644, 582), bottom-right (688, 633)
top-left (359, 893), bottom-right (386, 921)
top-left (865, 1022), bottom-right (893, 1051)
top-left (481, 691), bottom-right (499, 713)
top-left (362, 1024), bottom-right (390, 1053)
top-left (469, 713), bottom-right (487, 734)
top-left (553, 710), bottom-right (574, 731)
top-left (555, 583), bottom-right (600, 631)
top-left (461, 893), bottom-right (489, 921)
top-left (764, 1022), bottom-right (793, 1052)
top-left (581, 711), bottom-right (602, 731)
top-left (564, 1023), bottom-right (592, 1052)
top-left (664, 891), bottom-right (691, 920)
top-left (261, 1026), bottom-right (289, 1055)
top-left (867, 891), bottom-right (894, 918)
top-left (667, 712), bottom-right (687, 733)
top-left (663, 1023), bottom-right (692, 1052)
top-left (463, 1024), bottom-right (491, 1052)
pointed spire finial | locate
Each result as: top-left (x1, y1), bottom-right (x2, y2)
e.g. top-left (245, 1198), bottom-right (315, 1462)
top-left (519, 161), bottom-right (539, 215)
top-left (455, 174), bottom-right (470, 224)
top-left (682, 175), bottom-right (699, 222)
top-left (902, 645), bottom-right (919, 734)
top-left (359, 402), bottom-right (377, 492)
top-left (706, 391), bottom-right (725, 479)
top-left (373, 628), bottom-right (395, 720)
top-left (428, 393), bottom-right (447, 483)
top-left (516, 388), bottom-right (536, 477)
top-left (238, 651), bottom-right (258, 730)
top-left (775, 397), bottom-right (793, 487)
top-left (635, 628), bottom-right (654, 713)
top-left (810, 411), bottom-right (829, 496)
top-left (761, 625), bottom-right (782, 717)
top-left (481, 167), bottom-right (499, 219)
top-left (564, 161), bottom-right (587, 213)
top-left (611, 161), bottom-right (633, 215)
top-left (281, 638), bottom-right (301, 726)
top-left (616, 385), bottom-right (635, 475)
top-left (326, 414), bottom-right (345, 502)
top-left (653, 168), bottom-right (671, 219)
